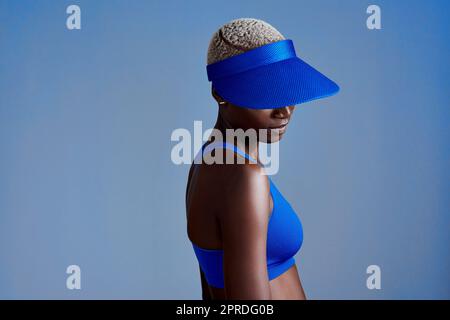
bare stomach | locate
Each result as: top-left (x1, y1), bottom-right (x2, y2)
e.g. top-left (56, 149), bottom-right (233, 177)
top-left (207, 264), bottom-right (306, 300)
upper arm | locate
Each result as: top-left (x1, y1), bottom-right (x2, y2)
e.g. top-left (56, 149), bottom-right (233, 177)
top-left (219, 165), bottom-right (272, 299)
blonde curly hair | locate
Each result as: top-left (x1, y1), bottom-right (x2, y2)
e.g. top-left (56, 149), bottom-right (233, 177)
top-left (207, 18), bottom-right (286, 65)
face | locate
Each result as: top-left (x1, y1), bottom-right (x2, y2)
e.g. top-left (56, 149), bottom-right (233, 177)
top-left (213, 90), bottom-right (295, 143)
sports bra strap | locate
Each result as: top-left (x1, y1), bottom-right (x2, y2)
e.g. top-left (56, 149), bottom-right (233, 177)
top-left (196, 141), bottom-right (258, 164)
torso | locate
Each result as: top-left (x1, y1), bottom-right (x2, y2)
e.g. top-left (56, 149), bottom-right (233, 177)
top-left (186, 147), bottom-right (306, 300)
top-left (206, 263), bottom-right (306, 300)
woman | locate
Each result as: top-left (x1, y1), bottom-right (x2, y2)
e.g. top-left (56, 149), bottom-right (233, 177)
top-left (185, 18), bottom-right (339, 300)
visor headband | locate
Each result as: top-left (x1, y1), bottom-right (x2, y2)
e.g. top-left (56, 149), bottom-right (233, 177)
top-left (207, 39), bottom-right (297, 81)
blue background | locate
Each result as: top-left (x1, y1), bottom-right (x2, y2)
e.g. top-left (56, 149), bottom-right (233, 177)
top-left (0, 0), bottom-right (448, 299)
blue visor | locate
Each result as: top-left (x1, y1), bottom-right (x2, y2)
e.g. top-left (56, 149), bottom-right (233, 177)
top-left (206, 39), bottom-right (339, 109)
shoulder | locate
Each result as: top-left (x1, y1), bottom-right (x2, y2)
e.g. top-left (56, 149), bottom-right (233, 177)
top-left (215, 163), bottom-right (271, 226)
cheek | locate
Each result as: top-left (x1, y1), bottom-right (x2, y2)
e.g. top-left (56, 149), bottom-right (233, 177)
top-left (243, 110), bottom-right (272, 129)
top-left (227, 108), bottom-right (272, 130)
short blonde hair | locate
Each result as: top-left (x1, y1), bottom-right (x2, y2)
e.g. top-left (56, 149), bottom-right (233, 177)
top-left (207, 18), bottom-right (285, 65)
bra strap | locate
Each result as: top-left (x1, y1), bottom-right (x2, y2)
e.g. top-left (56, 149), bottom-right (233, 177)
top-left (198, 141), bottom-right (258, 163)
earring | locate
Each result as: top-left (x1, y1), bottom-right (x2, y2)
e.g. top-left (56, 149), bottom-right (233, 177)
top-left (219, 101), bottom-right (226, 105)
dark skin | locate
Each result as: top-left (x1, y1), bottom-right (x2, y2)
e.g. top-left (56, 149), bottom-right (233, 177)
top-left (185, 88), bottom-right (306, 300)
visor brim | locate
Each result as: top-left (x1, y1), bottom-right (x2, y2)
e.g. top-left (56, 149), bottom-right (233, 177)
top-left (212, 57), bottom-right (339, 109)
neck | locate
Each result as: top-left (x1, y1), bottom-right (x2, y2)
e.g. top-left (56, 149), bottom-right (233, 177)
top-left (210, 113), bottom-right (259, 162)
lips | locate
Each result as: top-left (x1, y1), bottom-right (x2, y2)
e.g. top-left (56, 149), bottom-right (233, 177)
top-left (269, 121), bottom-right (289, 129)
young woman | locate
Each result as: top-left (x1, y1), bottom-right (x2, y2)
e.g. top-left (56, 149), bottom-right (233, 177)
top-left (185, 18), bottom-right (339, 300)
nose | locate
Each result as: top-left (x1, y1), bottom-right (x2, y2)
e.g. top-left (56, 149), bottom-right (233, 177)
top-left (273, 105), bottom-right (294, 119)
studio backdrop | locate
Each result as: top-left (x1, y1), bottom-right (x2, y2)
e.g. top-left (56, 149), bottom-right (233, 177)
top-left (0, 0), bottom-right (448, 299)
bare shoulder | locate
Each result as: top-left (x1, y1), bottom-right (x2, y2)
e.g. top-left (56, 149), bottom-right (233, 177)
top-left (215, 162), bottom-right (271, 226)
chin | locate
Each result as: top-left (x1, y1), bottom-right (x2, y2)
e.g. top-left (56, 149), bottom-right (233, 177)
top-left (259, 132), bottom-right (285, 143)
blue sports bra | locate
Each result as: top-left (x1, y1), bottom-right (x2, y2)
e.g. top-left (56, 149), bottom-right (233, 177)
top-left (190, 141), bottom-right (303, 289)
